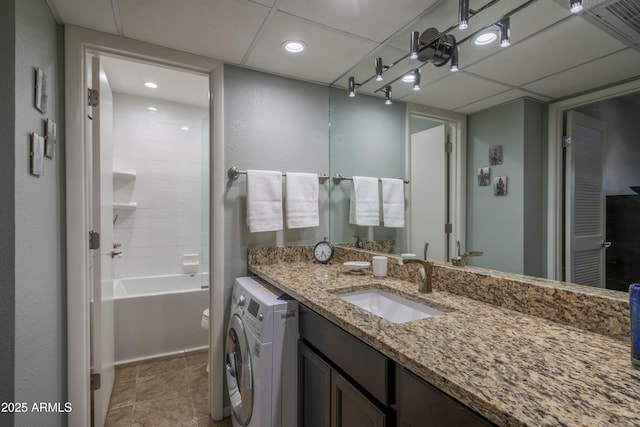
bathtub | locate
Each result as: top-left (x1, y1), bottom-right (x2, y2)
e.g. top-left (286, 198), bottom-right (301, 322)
top-left (113, 273), bottom-right (209, 364)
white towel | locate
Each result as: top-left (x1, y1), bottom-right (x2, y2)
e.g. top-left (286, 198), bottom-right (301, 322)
top-left (349, 176), bottom-right (380, 226)
top-left (285, 172), bottom-right (319, 229)
top-left (381, 178), bottom-right (405, 228)
top-left (246, 169), bottom-right (283, 232)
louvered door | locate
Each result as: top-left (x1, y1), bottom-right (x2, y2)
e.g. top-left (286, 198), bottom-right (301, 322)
top-left (566, 111), bottom-right (607, 287)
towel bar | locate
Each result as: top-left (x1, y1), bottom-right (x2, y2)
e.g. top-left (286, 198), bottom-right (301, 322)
top-left (332, 174), bottom-right (409, 185)
top-left (227, 166), bottom-right (329, 183)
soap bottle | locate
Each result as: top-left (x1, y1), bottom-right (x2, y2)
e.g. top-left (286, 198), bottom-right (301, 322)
top-left (354, 236), bottom-right (363, 249)
top-left (630, 283), bottom-right (640, 369)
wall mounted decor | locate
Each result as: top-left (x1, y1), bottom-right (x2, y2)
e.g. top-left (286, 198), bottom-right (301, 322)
top-left (34, 67), bottom-right (48, 113)
top-left (489, 145), bottom-right (502, 165)
top-left (477, 167), bottom-right (490, 186)
top-left (45, 118), bottom-right (57, 158)
top-left (494, 175), bottom-right (507, 196)
top-left (31, 133), bottom-right (45, 177)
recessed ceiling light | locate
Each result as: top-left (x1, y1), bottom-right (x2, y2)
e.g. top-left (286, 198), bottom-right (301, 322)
top-left (147, 107), bottom-right (157, 112)
top-left (181, 126), bottom-right (190, 131)
top-left (402, 73), bottom-right (416, 83)
top-left (473, 29), bottom-right (498, 46)
top-left (282, 40), bottom-right (306, 53)
top-left (144, 82), bottom-right (158, 89)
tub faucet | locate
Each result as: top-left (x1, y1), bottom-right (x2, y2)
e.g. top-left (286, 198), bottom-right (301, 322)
top-left (402, 258), bottom-right (433, 293)
top-left (452, 241), bottom-right (482, 267)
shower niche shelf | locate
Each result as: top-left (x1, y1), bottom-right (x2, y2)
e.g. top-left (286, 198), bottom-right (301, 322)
top-left (113, 170), bottom-right (136, 181)
top-left (113, 202), bottom-right (137, 210)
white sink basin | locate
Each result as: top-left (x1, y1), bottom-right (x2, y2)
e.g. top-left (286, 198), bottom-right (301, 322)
top-left (338, 289), bottom-right (444, 324)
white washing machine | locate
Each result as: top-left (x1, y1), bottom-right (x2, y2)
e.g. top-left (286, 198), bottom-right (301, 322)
top-left (225, 276), bottom-right (298, 427)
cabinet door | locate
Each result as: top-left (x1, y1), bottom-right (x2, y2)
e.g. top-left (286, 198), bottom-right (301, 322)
top-left (397, 368), bottom-right (494, 427)
top-left (299, 341), bottom-right (331, 427)
top-left (332, 370), bottom-right (386, 427)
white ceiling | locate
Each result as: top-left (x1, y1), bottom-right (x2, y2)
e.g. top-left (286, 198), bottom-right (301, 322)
top-left (47, 0), bottom-right (640, 113)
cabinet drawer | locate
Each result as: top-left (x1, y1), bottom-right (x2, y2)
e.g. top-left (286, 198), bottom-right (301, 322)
top-left (299, 304), bottom-right (391, 405)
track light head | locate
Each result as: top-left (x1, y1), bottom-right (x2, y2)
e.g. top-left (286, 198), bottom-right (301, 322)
top-left (458, 0), bottom-right (469, 30)
top-left (384, 86), bottom-right (392, 105)
top-left (450, 46), bottom-right (459, 72)
top-left (570, 0), bottom-right (583, 13)
top-left (498, 18), bottom-right (511, 48)
top-left (348, 76), bottom-right (356, 97)
top-left (375, 58), bottom-right (384, 81)
top-left (410, 31), bottom-right (420, 59)
top-left (413, 69), bottom-right (421, 91)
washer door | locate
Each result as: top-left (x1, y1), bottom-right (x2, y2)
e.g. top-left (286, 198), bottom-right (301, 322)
top-left (225, 313), bottom-right (253, 426)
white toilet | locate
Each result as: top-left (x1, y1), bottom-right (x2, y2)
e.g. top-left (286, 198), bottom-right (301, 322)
top-left (201, 308), bottom-right (209, 373)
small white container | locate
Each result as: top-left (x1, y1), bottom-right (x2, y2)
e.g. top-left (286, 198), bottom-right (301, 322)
top-left (372, 256), bottom-right (388, 277)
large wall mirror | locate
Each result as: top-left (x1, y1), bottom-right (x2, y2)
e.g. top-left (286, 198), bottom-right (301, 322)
top-left (328, 0), bottom-right (640, 293)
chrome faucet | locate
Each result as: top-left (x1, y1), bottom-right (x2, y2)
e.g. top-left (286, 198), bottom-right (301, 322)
top-left (402, 258), bottom-right (433, 293)
top-left (451, 241), bottom-right (482, 267)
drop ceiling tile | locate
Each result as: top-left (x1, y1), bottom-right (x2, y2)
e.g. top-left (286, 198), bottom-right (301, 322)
top-left (399, 72), bottom-right (511, 110)
top-left (522, 49), bottom-right (640, 98)
top-left (47, 0), bottom-right (118, 34)
top-left (119, 0), bottom-right (270, 64)
top-left (245, 12), bottom-right (379, 84)
top-left (465, 16), bottom-right (628, 86)
top-left (454, 89), bottom-right (552, 115)
top-left (277, 0), bottom-right (439, 43)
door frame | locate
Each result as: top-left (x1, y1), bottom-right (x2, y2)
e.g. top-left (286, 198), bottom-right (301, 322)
top-left (547, 78), bottom-right (640, 281)
top-left (65, 25), bottom-right (224, 426)
top-left (406, 103), bottom-right (466, 262)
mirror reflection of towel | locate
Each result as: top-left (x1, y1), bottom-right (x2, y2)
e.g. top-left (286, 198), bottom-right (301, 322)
top-left (381, 178), bottom-right (405, 228)
top-left (246, 169), bottom-right (283, 232)
top-left (349, 176), bottom-right (380, 226)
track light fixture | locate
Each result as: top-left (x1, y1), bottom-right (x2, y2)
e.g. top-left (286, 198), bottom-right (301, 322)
top-left (375, 58), bottom-right (384, 81)
top-left (497, 17), bottom-right (511, 48)
top-left (410, 31), bottom-right (420, 59)
top-left (570, 0), bottom-right (583, 13)
top-left (384, 86), bottom-right (392, 105)
top-left (413, 69), bottom-right (421, 91)
top-left (450, 46), bottom-right (459, 72)
top-left (458, 0), bottom-right (469, 30)
top-left (348, 76), bottom-right (356, 97)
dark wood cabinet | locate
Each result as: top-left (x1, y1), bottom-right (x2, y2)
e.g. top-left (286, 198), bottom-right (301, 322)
top-left (396, 367), bottom-right (495, 427)
top-left (298, 341), bottom-right (331, 427)
top-left (332, 369), bottom-right (386, 427)
top-left (298, 340), bottom-right (386, 427)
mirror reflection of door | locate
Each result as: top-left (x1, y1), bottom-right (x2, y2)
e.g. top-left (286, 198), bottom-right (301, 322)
top-left (565, 111), bottom-right (607, 287)
top-left (410, 122), bottom-right (449, 262)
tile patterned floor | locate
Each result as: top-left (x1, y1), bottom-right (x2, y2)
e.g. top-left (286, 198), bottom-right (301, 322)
top-left (105, 350), bottom-right (232, 427)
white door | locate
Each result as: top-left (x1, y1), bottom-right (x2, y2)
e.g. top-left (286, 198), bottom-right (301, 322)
top-left (90, 55), bottom-right (115, 426)
top-left (565, 110), bottom-right (607, 287)
top-left (410, 125), bottom-right (448, 261)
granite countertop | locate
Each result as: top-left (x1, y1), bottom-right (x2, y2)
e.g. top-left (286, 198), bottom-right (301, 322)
top-left (248, 261), bottom-right (640, 427)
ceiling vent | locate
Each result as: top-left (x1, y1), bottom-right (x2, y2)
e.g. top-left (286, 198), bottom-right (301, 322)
top-left (583, 0), bottom-right (640, 45)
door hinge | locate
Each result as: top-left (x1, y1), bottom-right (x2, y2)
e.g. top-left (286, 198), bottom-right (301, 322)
top-left (90, 372), bottom-right (101, 391)
top-left (87, 88), bottom-right (99, 107)
top-left (445, 142), bottom-right (453, 153)
top-left (89, 231), bottom-right (100, 250)
top-left (444, 223), bottom-right (452, 234)
top-left (562, 135), bottom-right (571, 147)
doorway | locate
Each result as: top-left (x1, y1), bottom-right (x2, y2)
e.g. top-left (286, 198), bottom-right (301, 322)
top-left (548, 78), bottom-right (640, 287)
top-left (65, 26), bottom-right (224, 427)
top-left (407, 106), bottom-right (466, 263)
top-left (561, 93), bottom-right (640, 289)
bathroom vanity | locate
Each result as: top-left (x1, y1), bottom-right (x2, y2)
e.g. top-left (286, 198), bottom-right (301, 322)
top-left (247, 245), bottom-right (640, 426)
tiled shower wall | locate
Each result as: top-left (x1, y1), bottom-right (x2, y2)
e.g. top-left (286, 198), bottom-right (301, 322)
top-left (112, 93), bottom-right (209, 279)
